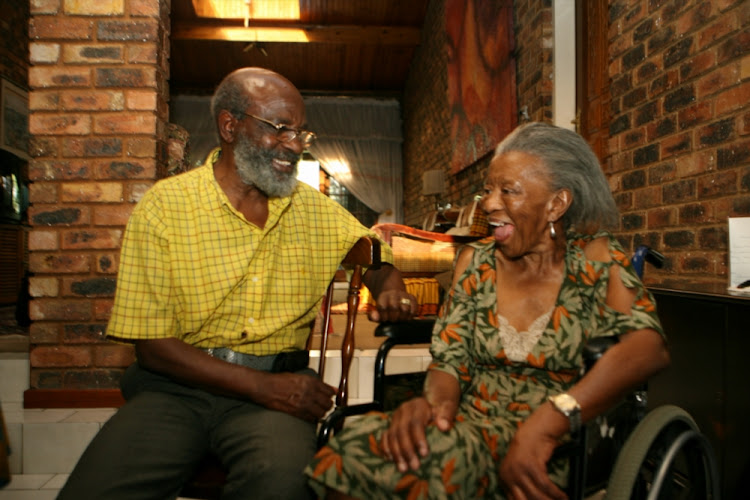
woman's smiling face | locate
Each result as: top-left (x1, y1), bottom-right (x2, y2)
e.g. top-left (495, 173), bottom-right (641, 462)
top-left (480, 150), bottom-right (557, 258)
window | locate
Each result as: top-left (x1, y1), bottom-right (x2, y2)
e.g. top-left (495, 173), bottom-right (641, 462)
top-left (326, 176), bottom-right (378, 228)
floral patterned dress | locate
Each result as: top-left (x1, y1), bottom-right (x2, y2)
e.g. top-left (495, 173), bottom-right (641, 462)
top-left (306, 232), bottom-right (664, 499)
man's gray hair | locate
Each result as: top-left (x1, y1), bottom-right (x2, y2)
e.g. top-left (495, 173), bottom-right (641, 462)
top-left (210, 74), bottom-right (253, 132)
top-left (494, 122), bottom-right (619, 233)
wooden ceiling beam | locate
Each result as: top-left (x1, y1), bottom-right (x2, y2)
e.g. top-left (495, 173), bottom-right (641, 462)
top-left (171, 23), bottom-right (422, 45)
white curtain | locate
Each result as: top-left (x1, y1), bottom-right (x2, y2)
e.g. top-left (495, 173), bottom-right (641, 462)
top-left (305, 96), bottom-right (404, 224)
top-left (169, 95), bottom-right (404, 223)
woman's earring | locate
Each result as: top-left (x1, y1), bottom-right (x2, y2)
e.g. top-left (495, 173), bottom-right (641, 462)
top-left (549, 221), bottom-right (556, 239)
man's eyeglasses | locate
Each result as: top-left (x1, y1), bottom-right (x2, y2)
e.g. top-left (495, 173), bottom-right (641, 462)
top-left (242, 112), bottom-right (316, 148)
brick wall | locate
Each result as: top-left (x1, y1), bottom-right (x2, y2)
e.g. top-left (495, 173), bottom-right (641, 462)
top-left (403, 0), bottom-right (749, 288)
top-left (402, 0), bottom-right (550, 227)
top-left (606, 0), bottom-right (749, 287)
top-left (26, 0), bottom-right (170, 391)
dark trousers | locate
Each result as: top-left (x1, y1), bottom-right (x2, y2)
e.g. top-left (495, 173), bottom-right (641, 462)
top-left (58, 363), bottom-right (318, 500)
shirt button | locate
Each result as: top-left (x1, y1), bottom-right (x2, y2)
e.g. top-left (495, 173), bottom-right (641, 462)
top-left (247, 317), bottom-right (255, 324)
top-left (251, 276), bottom-right (259, 282)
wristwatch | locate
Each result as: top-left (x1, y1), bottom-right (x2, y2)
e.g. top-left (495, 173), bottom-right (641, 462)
top-left (548, 393), bottom-right (581, 434)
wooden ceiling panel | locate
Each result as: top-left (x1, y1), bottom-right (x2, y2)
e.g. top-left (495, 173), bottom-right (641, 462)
top-left (169, 0), bottom-right (429, 96)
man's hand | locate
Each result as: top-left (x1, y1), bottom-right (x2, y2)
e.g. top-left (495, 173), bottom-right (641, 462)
top-left (253, 371), bottom-right (336, 422)
top-left (369, 289), bottom-right (418, 322)
top-left (362, 263), bottom-right (416, 322)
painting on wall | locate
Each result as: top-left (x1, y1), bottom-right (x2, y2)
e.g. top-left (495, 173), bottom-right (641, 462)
top-left (0, 79), bottom-right (30, 160)
top-left (446, 0), bottom-right (517, 173)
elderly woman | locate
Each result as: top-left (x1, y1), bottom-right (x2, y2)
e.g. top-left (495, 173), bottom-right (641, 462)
top-left (306, 122), bottom-right (670, 499)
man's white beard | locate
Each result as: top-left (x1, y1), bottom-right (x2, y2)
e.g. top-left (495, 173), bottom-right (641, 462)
top-left (233, 134), bottom-right (299, 197)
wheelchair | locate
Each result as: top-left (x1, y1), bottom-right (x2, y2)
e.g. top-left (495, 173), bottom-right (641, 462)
top-left (320, 246), bottom-right (721, 499)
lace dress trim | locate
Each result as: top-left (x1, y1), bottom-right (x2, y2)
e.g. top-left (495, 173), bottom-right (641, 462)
top-left (497, 307), bottom-right (554, 362)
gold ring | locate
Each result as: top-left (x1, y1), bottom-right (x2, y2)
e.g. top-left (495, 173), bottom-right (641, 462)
top-left (400, 298), bottom-right (412, 306)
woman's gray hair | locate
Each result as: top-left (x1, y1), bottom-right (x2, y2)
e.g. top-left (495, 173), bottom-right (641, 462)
top-left (494, 122), bottom-right (619, 233)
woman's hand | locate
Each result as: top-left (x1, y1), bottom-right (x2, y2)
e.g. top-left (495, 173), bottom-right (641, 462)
top-left (381, 396), bottom-right (457, 472)
top-left (499, 418), bottom-right (568, 500)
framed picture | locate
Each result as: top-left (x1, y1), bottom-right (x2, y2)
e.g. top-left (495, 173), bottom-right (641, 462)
top-left (446, 0), bottom-right (517, 173)
top-left (0, 79), bottom-right (30, 160)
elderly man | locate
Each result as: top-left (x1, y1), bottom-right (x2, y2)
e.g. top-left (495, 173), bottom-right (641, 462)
top-left (59, 67), bottom-right (416, 500)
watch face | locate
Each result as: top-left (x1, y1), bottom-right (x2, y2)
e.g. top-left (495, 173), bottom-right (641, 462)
top-left (554, 394), bottom-right (578, 412)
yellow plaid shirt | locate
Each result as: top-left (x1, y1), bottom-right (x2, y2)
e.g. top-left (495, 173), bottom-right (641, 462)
top-left (106, 149), bottom-right (393, 355)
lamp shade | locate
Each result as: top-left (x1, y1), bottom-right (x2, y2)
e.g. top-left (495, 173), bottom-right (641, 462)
top-left (422, 169), bottom-right (445, 196)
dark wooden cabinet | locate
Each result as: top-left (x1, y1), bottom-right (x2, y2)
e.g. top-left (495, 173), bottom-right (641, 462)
top-left (648, 286), bottom-right (750, 500)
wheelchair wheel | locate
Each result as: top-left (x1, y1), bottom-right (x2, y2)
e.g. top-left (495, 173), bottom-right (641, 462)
top-left (604, 405), bottom-right (719, 500)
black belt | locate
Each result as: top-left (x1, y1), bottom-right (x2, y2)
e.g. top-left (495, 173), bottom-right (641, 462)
top-left (201, 347), bottom-right (309, 373)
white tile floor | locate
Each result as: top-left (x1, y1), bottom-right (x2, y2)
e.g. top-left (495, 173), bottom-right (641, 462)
top-left (0, 347), bottom-right (430, 499)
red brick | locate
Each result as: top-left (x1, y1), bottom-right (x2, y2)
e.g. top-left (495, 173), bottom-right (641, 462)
top-left (61, 229), bottom-right (123, 249)
top-left (29, 16), bottom-right (94, 40)
top-left (30, 345), bottom-right (92, 368)
top-left (29, 298), bottom-right (92, 322)
top-left (698, 13), bottom-right (738, 50)
top-left (129, 0), bottom-right (160, 17)
top-left (661, 132), bottom-right (692, 159)
top-left (64, 0), bottom-right (124, 16)
top-left (94, 298), bottom-right (114, 320)
top-left (28, 230), bottom-right (59, 251)
top-left (60, 182), bottom-right (123, 202)
top-left (127, 44), bottom-right (158, 64)
top-left (29, 90), bottom-right (61, 111)
top-left (29, 136), bottom-right (60, 157)
top-left (633, 185), bottom-right (662, 209)
top-left (647, 207), bottom-right (676, 228)
top-left (62, 44), bottom-right (125, 64)
top-left (28, 204), bottom-right (91, 226)
top-left (94, 344), bottom-right (135, 367)
top-left (29, 42), bottom-right (61, 64)
top-left (93, 204), bottom-right (134, 226)
top-left (30, 113), bottom-right (91, 136)
top-left (28, 182), bottom-right (58, 204)
top-left (128, 182), bottom-right (154, 202)
top-left (94, 158), bottom-right (156, 179)
top-left (28, 160), bottom-right (91, 181)
top-left (29, 322), bottom-right (61, 344)
top-left (126, 137), bottom-right (157, 157)
top-left (31, 0), bottom-right (61, 14)
top-left (60, 90), bottom-right (124, 111)
top-left (679, 50), bottom-right (716, 81)
top-left (698, 170), bottom-right (737, 198)
top-left (94, 112), bottom-right (157, 135)
top-left (97, 19), bottom-right (158, 41)
top-left (29, 276), bottom-right (60, 297)
top-left (675, 150), bottom-right (715, 177)
top-left (715, 82), bottom-right (750, 117)
top-left (61, 277), bottom-right (116, 297)
top-left (29, 66), bottom-right (91, 88)
top-left (126, 90), bottom-right (157, 111)
top-left (95, 253), bottom-right (120, 274)
top-left (675, 3), bottom-right (715, 36)
top-left (696, 64), bottom-right (741, 99)
top-left (29, 253), bottom-right (91, 273)
top-left (62, 137), bottom-right (123, 157)
top-left (678, 101), bottom-right (714, 129)
top-left (62, 323), bottom-right (107, 343)
top-left (95, 67), bottom-right (156, 88)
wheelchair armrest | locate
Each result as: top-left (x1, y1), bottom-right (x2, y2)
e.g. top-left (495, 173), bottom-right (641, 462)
top-left (374, 319), bottom-right (435, 345)
top-left (317, 402), bottom-right (382, 449)
top-left (583, 336), bottom-right (619, 372)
